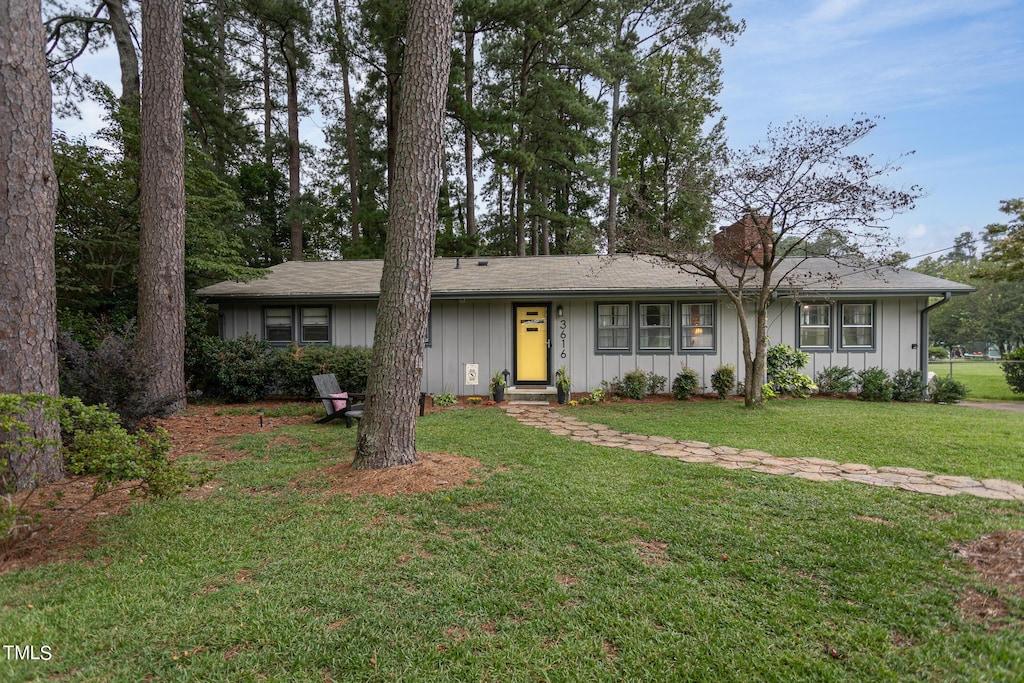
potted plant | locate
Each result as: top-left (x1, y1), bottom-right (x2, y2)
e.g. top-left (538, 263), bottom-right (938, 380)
top-left (490, 369), bottom-right (507, 402)
top-left (555, 366), bottom-right (571, 404)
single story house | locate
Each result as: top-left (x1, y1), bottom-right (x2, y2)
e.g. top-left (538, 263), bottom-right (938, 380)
top-left (197, 252), bottom-right (974, 396)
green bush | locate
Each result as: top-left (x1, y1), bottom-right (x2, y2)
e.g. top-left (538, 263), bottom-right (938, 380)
top-left (892, 369), bottom-right (924, 402)
top-left (274, 344), bottom-right (373, 398)
top-left (433, 392), bottom-right (457, 407)
top-left (814, 366), bottom-right (856, 395)
top-left (60, 398), bottom-right (199, 496)
top-left (1000, 347), bottom-right (1024, 395)
top-left (856, 367), bottom-right (894, 402)
top-left (207, 335), bottom-right (276, 402)
top-left (929, 345), bottom-right (949, 360)
top-left (766, 344), bottom-right (815, 398)
top-left (929, 375), bottom-right (969, 404)
top-left (3, 395), bottom-right (205, 551)
top-left (647, 373), bottom-right (667, 395)
top-left (620, 369), bottom-right (649, 400)
top-left (672, 368), bottom-right (700, 400)
top-left (710, 364), bottom-right (736, 399)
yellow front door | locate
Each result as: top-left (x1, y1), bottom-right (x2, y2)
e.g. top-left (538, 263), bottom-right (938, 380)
top-left (515, 305), bottom-right (549, 384)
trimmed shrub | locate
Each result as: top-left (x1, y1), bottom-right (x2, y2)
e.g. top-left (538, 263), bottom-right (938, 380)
top-left (929, 345), bottom-right (949, 360)
top-left (1000, 347), bottom-right (1024, 395)
top-left (274, 344), bottom-right (373, 398)
top-left (814, 366), bottom-right (856, 396)
top-left (929, 375), bottom-right (969, 404)
top-left (766, 344), bottom-right (816, 398)
top-left (647, 373), bottom-right (667, 395)
top-left (856, 367), bottom-right (894, 402)
top-left (207, 335), bottom-right (276, 403)
top-left (672, 368), bottom-right (700, 400)
top-left (892, 369), bottom-right (924, 402)
top-left (620, 369), bottom-right (649, 400)
top-left (710, 364), bottom-right (736, 399)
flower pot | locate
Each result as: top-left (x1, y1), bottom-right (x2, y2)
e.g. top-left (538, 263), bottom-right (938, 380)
top-left (492, 386), bottom-right (505, 403)
top-left (557, 386), bottom-right (567, 404)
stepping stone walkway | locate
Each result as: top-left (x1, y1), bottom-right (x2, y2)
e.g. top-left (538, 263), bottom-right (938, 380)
top-left (503, 405), bottom-right (1024, 502)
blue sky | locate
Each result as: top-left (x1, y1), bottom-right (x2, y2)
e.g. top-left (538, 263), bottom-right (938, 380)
top-left (716, 0), bottom-right (1024, 263)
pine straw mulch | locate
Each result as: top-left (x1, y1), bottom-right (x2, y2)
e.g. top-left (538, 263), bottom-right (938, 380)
top-left (953, 531), bottom-right (1024, 629)
top-left (1, 402), bottom-right (477, 573)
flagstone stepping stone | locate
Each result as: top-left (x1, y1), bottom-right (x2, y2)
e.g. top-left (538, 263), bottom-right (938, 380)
top-left (840, 463), bottom-right (877, 474)
top-left (898, 482), bottom-right (960, 496)
top-left (791, 471), bottom-right (844, 482)
top-left (930, 475), bottom-right (981, 488)
top-left (957, 487), bottom-right (1017, 501)
top-left (980, 479), bottom-right (1024, 498)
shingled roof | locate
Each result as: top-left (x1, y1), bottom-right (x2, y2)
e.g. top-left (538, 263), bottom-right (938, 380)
top-left (196, 254), bottom-right (974, 301)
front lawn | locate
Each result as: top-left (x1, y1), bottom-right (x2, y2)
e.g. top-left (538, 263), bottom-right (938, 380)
top-left (1, 406), bottom-right (1022, 681)
top-left (572, 399), bottom-right (1024, 482)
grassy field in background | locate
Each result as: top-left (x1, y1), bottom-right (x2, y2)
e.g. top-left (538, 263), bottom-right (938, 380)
top-left (929, 360), bottom-right (1021, 401)
top-left (2, 405), bottom-right (1022, 681)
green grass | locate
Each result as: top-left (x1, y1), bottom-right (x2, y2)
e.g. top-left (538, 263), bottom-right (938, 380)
top-left (2, 407), bottom-right (1022, 681)
top-left (573, 400), bottom-right (1024, 482)
top-left (929, 361), bottom-right (1021, 402)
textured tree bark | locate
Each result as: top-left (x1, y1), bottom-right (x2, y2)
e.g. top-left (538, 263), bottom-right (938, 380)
top-left (354, 0), bottom-right (454, 469)
top-left (284, 24), bottom-right (303, 261)
top-left (332, 0), bottom-right (361, 243)
top-left (0, 0), bottom-right (63, 490)
top-left (137, 0), bottom-right (186, 414)
top-left (463, 25), bottom-right (477, 249)
top-left (105, 0), bottom-right (140, 110)
top-left (606, 78), bottom-right (621, 255)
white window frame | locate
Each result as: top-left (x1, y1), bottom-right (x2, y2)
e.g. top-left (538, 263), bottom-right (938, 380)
top-left (264, 306), bottom-right (294, 344)
top-left (596, 303), bottom-right (631, 353)
top-left (300, 306), bottom-right (330, 344)
top-left (679, 302), bottom-right (716, 352)
top-left (638, 303), bottom-right (672, 352)
top-left (797, 302), bottom-right (832, 350)
top-left (839, 302), bottom-right (876, 350)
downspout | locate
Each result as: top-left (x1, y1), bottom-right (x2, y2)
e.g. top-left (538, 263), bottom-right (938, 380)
top-left (919, 292), bottom-right (952, 397)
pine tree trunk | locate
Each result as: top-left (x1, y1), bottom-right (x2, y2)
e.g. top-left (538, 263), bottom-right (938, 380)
top-left (606, 78), bottom-right (621, 255)
top-left (354, 0), bottom-right (455, 469)
top-left (137, 0), bottom-right (186, 414)
top-left (284, 26), bottom-right (302, 261)
top-left (106, 0), bottom-right (140, 110)
top-left (463, 25), bottom-right (477, 249)
top-left (0, 0), bottom-right (63, 490)
top-left (332, 0), bottom-right (361, 243)
top-left (262, 32), bottom-right (273, 167)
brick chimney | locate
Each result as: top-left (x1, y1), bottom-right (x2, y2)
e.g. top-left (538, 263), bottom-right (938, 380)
top-left (713, 214), bottom-right (773, 266)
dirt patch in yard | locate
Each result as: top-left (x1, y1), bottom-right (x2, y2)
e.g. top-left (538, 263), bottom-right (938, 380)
top-left (954, 530), bottom-right (1024, 629)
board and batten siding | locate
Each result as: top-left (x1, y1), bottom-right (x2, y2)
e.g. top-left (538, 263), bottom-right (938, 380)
top-left (216, 295), bottom-right (930, 396)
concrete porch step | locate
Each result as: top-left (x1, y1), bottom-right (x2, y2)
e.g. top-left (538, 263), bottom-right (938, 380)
top-left (506, 386), bottom-right (557, 403)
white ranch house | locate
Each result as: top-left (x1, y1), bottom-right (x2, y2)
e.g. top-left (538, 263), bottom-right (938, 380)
top-left (197, 253), bottom-right (973, 397)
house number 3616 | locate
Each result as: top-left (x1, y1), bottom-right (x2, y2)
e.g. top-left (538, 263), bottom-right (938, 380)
top-left (559, 319), bottom-right (567, 359)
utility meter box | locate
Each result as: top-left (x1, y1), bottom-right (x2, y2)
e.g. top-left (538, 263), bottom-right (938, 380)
top-left (465, 364), bottom-right (479, 386)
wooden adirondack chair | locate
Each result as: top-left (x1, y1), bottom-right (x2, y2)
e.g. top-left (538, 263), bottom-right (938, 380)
top-left (312, 373), bottom-right (365, 427)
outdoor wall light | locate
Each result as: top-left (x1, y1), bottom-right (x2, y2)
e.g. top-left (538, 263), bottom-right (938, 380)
top-left (556, 305), bottom-right (564, 317)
